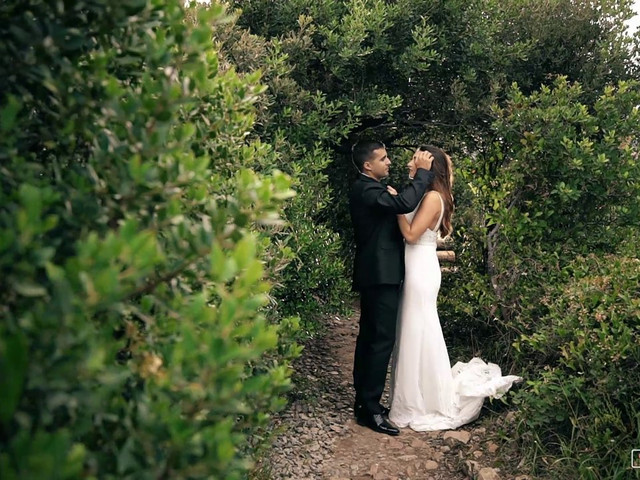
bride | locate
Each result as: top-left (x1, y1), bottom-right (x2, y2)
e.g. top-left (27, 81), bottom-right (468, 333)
top-left (387, 145), bottom-right (521, 431)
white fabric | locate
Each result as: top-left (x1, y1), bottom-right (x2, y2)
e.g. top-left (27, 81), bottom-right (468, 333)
top-left (389, 193), bottom-right (522, 431)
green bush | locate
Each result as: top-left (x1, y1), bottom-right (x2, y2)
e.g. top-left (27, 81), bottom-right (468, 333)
top-left (470, 78), bottom-right (640, 477)
top-left (208, 8), bottom-right (357, 321)
top-left (480, 78), bottom-right (640, 336)
top-left (0, 1), bottom-right (299, 478)
top-left (436, 158), bottom-right (504, 361)
top-left (512, 253), bottom-right (640, 479)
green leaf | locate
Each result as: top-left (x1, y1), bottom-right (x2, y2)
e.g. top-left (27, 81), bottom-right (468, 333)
top-left (234, 235), bottom-right (256, 269)
top-left (13, 281), bottom-right (47, 297)
top-left (0, 332), bottom-right (28, 423)
top-left (0, 96), bottom-right (21, 132)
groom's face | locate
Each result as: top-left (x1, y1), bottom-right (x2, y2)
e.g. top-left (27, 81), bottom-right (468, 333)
top-left (364, 148), bottom-right (391, 181)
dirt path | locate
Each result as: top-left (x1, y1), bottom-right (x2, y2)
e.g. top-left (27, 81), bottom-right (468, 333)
top-left (258, 311), bottom-right (529, 480)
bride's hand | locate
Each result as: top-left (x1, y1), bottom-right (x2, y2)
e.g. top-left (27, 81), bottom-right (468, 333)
top-left (387, 185), bottom-right (398, 196)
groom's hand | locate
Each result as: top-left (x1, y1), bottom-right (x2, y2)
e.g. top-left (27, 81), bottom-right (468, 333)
top-left (414, 149), bottom-right (434, 171)
top-left (386, 185), bottom-right (398, 196)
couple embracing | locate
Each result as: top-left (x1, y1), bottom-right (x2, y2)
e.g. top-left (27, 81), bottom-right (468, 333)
top-left (349, 140), bottom-right (521, 436)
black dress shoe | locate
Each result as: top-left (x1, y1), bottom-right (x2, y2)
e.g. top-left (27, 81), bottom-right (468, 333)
top-left (356, 412), bottom-right (400, 436)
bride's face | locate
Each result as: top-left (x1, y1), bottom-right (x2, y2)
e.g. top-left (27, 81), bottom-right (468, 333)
top-left (406, 157), bottom-right (417, 179)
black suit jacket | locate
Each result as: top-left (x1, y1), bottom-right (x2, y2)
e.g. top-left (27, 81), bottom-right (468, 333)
top-left (349, 169), bottom-right (434, 291)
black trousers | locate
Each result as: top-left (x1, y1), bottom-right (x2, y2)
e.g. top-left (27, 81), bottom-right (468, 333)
top-left (353, 284), bottom-right (400, 415)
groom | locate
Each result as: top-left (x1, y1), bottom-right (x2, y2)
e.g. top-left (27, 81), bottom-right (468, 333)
top-left (349, 140), bottom-right (434, 436)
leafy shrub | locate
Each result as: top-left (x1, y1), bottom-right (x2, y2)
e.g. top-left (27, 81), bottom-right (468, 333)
top-left (512, 253), bottom-right (640, 479)
top-left (473, 78), bottom-right (640, 477)
top-left (0, 1), bottom-right (299, 478)
top-left (208, 8), bottom-right (357, 321)
top-left (481, 78), bottom-right (640, 337)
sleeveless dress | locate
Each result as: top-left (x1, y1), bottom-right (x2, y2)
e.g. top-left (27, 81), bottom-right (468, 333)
top-left (389, 193), bottom-right (522, 431)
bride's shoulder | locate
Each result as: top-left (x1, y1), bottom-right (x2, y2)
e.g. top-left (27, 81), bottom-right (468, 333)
top-left (417, 190), bottom-right (441, 212)
top-left (423, 190), bottom-right (442, 203)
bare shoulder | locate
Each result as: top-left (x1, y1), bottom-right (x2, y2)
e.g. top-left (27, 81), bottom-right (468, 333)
top-left (422, 190), bottom-right (442, 207)
top-left (416, 190), bottom-right (441, 217)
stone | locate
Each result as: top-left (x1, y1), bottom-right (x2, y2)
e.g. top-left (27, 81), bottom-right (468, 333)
top-left (260, 311), bottom-right (528, 479)
top-left (387, 438), bottom-right (403, 449)
top-left (463, 460), bottom-right (480, 477)
top-left (478, 467), bottom-right (502, 480)
top-left (397, 454), bottom-right (418, 461)
top-left (424, 460), bottom-right (439, 470)
top-left (473, 449), bottom-right (484, 459)
top-left (443, 430), bottom-right (472, 446)
top-left (410, 438), bottom-right (426, 449)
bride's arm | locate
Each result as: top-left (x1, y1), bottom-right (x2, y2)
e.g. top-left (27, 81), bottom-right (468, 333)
top-left (397, 191), bottom-right (441, 244)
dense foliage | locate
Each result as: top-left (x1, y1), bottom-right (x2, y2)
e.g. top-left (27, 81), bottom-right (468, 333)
top-left (208, 13), bottom-right (358, 319)
top-left (0, 1), bottom-right (300, 478)
top-left (513, 254), bottom-right (640, 479)
top-left (482, 78), bottom-right (640, 478)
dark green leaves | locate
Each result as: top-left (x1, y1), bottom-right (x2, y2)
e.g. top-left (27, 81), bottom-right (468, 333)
top-left (0, 332), bottom-right (27, 424)
top-left (0, 1), bottom-right (299, 478)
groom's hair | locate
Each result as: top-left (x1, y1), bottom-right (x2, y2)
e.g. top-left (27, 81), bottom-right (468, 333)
top-left (351, 140), bottom-right (385, 172)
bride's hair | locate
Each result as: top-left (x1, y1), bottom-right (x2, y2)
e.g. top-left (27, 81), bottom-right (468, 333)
top-left (420, 145), bottom-right (454, 237)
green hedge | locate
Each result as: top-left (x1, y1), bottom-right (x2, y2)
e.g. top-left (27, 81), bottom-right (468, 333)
top-left (206, 5), bottom-right (357, 321)
top-left (470, 79), bottom-right (640, 478)
top-left (0, 1), bottom-right (299, 478)
top-left (512, 253), bottom-right (640, 479)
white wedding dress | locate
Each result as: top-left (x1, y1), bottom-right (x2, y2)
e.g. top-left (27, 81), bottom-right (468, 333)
top-left (389, 194), bottom-right (522, 431)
